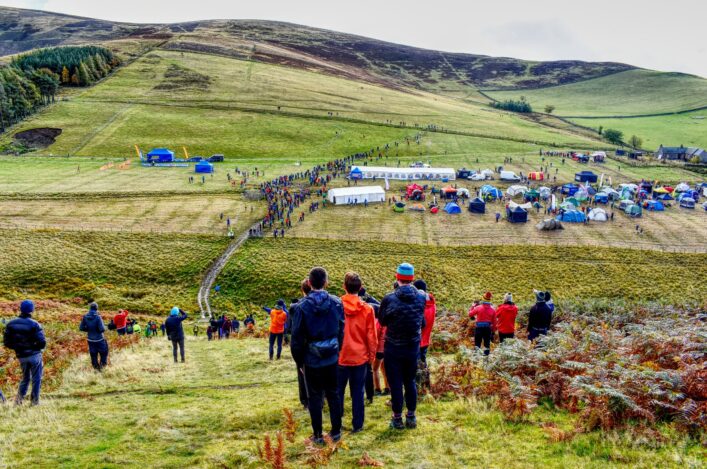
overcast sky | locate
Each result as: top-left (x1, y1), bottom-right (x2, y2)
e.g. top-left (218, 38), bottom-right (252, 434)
top-left (5, 0), bottom-right (706, 77)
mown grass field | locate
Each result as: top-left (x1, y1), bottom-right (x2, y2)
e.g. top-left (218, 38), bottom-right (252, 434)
top-left (286, 191), bottom-right (707, 252)
top-left (0, 229), bottom-right (228, 312)
top-left (0, 337), bottom-right (702, 468)
top-left (0, 194), bottom-right (263, 235)
top-left (487, 70), bottom-right (707, 117)
top-left (217, 238), bottom-right (707, 313)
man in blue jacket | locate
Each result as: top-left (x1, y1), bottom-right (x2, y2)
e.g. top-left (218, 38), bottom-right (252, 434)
top-left (165, 307), bottom-right (188, 363)
top-left (79, 302), bottom-right (109, 371)
top-left (291, 267), bottom-right (344, 444)
top-left (378, 263), bottom-right (426, 430)
top-left (3, 300), bottom-right (46, 405)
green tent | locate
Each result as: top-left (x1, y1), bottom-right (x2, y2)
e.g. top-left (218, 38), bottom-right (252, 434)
top-left (625, 204), bottom-right (642, 217)
top-left (393, 202), bottom-right (406, 213)
top-left (565, 197), bottom-right (580, 207)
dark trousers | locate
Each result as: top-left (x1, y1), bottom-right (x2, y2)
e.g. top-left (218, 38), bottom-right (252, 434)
top-left (528, 328), bottom-right (548, 341)
top-left (171, 338), bottom-right (185, 362)
top-left (499, 332), bottom-right (515, 343)
top-left (88, 339), bottom-right (109, 370)
top-left (337, 364), bottom-right (367, 431)
top-left (419, 345), bottom-right (429, 364)
top-left (17, 353), bottom-right (43, 405)
top-left (474, 326), bottom-right (492, 355)
top-left (303, 364), bottom-right (342, 438)
top-left (297, 365), bottom-right (308, 407)
top-left (384, 344), bottom-right (419, 416)
top-left (269, 333), bottom-right (283, 359)
top-left (365, 363), bottom-right (374, 401)
top-left (116, 328), bottom-right (126, 336)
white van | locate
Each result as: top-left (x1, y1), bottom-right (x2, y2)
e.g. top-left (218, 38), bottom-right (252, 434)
top-left (500, 170), bottom-right (521, 182)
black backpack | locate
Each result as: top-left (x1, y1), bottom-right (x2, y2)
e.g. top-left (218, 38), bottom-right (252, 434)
top-left (107, 320), bottom-right (117, 331)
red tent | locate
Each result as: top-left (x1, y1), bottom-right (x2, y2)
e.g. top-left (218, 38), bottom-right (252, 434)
top-left (406, 183), bottom-right (424, 197)
top-left (528, 172), bottom-right (544, 181)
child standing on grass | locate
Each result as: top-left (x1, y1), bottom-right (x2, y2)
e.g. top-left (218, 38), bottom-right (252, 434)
top-left (337, 272), bottom-right (377, 434)
top-left (264, 301), bottom-right (288, 360)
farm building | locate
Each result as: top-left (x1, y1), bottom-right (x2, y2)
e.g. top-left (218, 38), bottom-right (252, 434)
top-left (655, 145), bottom-right (707, 162)
top-left (327, 186), bottom-right (385, 205)
top-left (146, 148), bottom-right (174, 163)
top-left (350, 166), bottom-right (456, 181)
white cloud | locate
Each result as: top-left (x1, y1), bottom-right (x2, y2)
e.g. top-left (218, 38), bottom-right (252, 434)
top-left (3, 0), bottom-right (706, 77)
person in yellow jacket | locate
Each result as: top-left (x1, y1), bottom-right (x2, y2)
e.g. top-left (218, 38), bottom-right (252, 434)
top-left (263, 300), bottom-right (288, 360)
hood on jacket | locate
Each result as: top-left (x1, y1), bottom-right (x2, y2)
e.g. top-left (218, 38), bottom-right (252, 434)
top-left (342, 294), bottom-right (369, 317)
top-left (394, 284), bottom-right (421, 302)
top-left (309, 291), bottom-right (333, 315)
top-left (84, 310), bottom-right (100, 321)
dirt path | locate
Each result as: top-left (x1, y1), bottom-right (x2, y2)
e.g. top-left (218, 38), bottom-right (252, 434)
top-left (197, 222), bottom-right (262, 318)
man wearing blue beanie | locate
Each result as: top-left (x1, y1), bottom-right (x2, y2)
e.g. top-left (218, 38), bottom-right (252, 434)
top-left (79, 302), bottom-right (109, 371)
top-left (378, 263), bottom-right (426, 430)
top-left (165, 306), bottom-right (188, 363)
top-left (3, 300), bottom-right (46, 405)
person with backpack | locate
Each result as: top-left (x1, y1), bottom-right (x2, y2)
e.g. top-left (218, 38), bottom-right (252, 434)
top-left (291, 267), bottom-right (345, 445)
top-left (495, 293), bottom-right (518, 342)
top-left (337, 272), bottom-right (377, 434)
top-left (79, 302), bottom-right (109, 371)
top-left (290, 278), bottom-right (312, 409)
top-left (3, 300), bottom-right (46, 405)
top-left (263, 300), bottom-right (288, 360)
top-left (378, 263), bottom-right (426, 430)
top-left (528, 290), bottom-right (553, 341)
top-left (469, 292), bottom-right (496, 356)
top-left (114, 309), bottom-right (129, 336)
top-left (358, 287), bottom-right (380, 404)
top-left (165, 307), bottom-right (188, 363)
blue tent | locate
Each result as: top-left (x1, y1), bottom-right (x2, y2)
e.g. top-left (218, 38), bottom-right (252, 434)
top-left (574, 171), bottom-right (598, 183)
top-left (680, 197), bottom-right (696, 209)
top-left (594, 193), bottom-right (609, 204)
top-left (147, 148), bottom-right (175, 163)
top-left (556, 210), bottom-right (586, 223)
top-left (195, 161), bottom-right (214, 173)
top-left (656, 193), bottom-right (673, 201)
top-left (480, 185), bottom-right (502, 200)
top-left (644, 200), bottom-right (665, 211)
top-left (561, 184), bottom-right (579, 196)
top-left (349, 167), bottom-right (363, 180)
top-left (468, 197), bottom-right (486, 214)
top-left (444, 202), bottom-right (461, 214)
top-left (507, 206), bottom-right (528, 223)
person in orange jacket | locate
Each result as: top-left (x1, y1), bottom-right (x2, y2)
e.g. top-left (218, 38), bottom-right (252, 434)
top-left (337, 272), bottom-right (377, 433)
top-left (413, 279), bottom-right (436, 365)
top-left (264, 300), bottom-right (288, 360)
top-left (495, 292), bottom-right (518, 342)
top-left (469, 291), bottom-right (496, 356)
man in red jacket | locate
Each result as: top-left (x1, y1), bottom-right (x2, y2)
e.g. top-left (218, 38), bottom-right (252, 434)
top-left (337, 272), bottom-right (377, 433)
top-left (469, 292), bottom-right (496, 355)
top-left (496, 293), bottom-right (518, 342)
top-left (113, 310), bottom-right (129, 336)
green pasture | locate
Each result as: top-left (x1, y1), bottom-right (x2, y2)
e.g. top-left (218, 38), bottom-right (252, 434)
top-left (487, 70), bottom-right (707, 117)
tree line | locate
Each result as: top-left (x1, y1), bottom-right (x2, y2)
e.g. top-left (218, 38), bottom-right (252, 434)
top-left (490, 98), bottom-right (533, 113)
top-left (0, 46), bottom-right (121, 132)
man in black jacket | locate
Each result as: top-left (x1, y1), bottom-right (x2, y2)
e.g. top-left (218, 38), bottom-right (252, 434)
top-left (291, 267), bottom-right (345, 444)
top-left (3, 300), bottom-right (46, 405)
top-left (378, 263), bottom-right (426, 430)
top-left (165, 307), bottom-right (188, 363)
top-left (79, 302), bottom-right (109, 371)
top-left (528, 290), bottom-right (553, 340)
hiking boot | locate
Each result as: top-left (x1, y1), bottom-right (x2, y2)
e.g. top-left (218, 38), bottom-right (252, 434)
top-left (367, 397), bottom-right (373, 405)
top-left (306, 435), bottom-right (325, 446)
top-left (405, 415), bottom-right (417, 429)
top-left (328, 432), bottom-right (341, 443)
top-left (382, 388), bottom-right (391, 396)
top-left (389, 417), bottom-right (405, 430)
top-left (350, 427), bottom-right (364, 434)
top-left (374, 389), bottom-right (383, 396)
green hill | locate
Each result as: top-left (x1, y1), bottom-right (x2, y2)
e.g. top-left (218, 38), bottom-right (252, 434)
top-left (487, 70), bottom-right (707, 117)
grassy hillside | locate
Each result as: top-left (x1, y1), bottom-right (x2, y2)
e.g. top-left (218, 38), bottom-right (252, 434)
top-left (217, 238), bottom-right (707, 312)
top-left (573, 110), bottom-right (707, 150)
top-left (1, 49), bottom-right (602, 162)
top-left (487, 70), bottom-right (707, 117)
top-left (1, 337), bottom-right (702, 468)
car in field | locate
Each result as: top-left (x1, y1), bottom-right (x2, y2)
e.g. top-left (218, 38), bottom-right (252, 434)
top-left (500, 170), bottom-right (521, 182)
top-left (470, 170), bottom-right (493, 181)
top-left (410, 161), bottom-right (431, 168)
